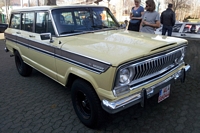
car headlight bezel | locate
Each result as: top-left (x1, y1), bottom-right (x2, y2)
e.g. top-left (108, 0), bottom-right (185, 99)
top-left (112, 67), bottom-right (135, 97)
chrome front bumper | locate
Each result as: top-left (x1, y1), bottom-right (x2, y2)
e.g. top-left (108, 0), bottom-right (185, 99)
top-left (102, 64), bottom-right (190, 114)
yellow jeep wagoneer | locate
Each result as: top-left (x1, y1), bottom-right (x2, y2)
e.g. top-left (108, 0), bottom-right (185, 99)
top-left (4, 5), bottom-right (190, 128)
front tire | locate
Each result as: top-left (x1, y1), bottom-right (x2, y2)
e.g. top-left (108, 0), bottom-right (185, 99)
top-left (14, 50), bottom-right (32, 77)
top-left (71, 79), bottom-right (105, 128)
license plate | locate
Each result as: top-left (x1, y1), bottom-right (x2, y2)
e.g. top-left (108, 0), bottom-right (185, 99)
top-left (158, 84), bottom-right (170, 103)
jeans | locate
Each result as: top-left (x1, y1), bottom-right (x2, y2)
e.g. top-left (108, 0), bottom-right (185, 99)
top-left (162, 25), bottom-right (173, 36)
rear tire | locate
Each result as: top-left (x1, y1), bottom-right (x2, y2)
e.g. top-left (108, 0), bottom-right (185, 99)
top-left (71, 79), bottom-right (106, 128)
top-left (14, 50), bottom-right (32, 77)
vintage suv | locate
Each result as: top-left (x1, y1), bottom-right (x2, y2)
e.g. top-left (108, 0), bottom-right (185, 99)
top-left (4, 5), bottom-right (190, 128)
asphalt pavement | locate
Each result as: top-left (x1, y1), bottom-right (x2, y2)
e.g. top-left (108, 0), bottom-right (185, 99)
top-left (1, 34), bottom-right (200, 133)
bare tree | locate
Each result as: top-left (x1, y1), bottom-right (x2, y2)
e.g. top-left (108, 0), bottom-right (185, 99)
top-left (165, 0), bottom-right (189, 13)
top-left (165, 0), bottom-right (191, 21)
top-left (190, 0), bottom-right (200, 19)
top-left (4, 0), bottom-right (10, 22)
top-left (44, 0), bottom-right (56, 5)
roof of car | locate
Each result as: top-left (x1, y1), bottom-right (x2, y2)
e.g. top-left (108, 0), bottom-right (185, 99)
top-left (11, 5), bottom-right (107, 12)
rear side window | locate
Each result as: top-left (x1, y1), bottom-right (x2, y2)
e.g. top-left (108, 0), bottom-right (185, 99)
top-left (21, 12), bottom-right (34, 32)
top-left (10, 14), bottom-right (20, 29)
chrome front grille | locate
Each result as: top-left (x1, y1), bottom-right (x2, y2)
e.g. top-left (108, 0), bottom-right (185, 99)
top-left (113, 46), bottom-right (186, 97)
top-left (129, 47), bottom-right (185, 85)
top-left (132, 49), bottom-right (182, 80)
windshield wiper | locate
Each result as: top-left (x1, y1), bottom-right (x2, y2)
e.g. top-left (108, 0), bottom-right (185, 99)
top-left (91, 25), bottom-right (119, 30)
top-left (60, 31), bottom-right (75, 35)
top-left (92, 25), bottom-right (108, 28)
top-left (60, 30), bottom-right (94, 35)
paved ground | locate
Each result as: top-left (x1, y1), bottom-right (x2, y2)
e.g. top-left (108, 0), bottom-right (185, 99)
top-left (0, 34), bottom-right (200, 133)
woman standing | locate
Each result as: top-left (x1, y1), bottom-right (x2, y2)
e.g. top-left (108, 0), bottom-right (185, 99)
top-left (140, 0), bottom-right (160, 34)
top-left (128, 0), bottom-right (144, 31)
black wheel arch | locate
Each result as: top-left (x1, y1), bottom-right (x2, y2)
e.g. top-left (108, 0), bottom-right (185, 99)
top-left (66, 73), bottom-right (95, 92)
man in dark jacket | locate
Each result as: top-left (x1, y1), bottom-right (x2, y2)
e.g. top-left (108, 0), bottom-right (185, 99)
top-left (160, 3), bottom-right (175, 36)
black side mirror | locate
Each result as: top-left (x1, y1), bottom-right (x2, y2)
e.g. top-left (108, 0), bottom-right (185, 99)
top-left (40, 33), bottom-right (51, 40)
top-left (40, 33), bottom-right (54, 43)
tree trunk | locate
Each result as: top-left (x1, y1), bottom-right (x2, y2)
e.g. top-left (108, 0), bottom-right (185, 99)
top-left (44, 0), bottom-right (56, 5)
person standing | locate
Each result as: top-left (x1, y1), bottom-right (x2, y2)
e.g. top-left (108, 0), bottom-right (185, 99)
top-left (140, 0), bottom-right (160, 34)
top-left (128, 0), bottom-right (144, 31)
top-left (160, 3), bottom-right (176, 36)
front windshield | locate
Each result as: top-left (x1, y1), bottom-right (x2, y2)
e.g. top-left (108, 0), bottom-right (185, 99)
top-left (52, 7), bottom-right (120, 35)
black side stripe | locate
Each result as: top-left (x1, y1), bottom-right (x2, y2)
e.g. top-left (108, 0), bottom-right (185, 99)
top-left (5, 33), bottom-right (111, 74)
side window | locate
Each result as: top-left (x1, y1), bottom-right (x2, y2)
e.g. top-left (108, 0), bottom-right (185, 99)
top-left (172, 24), bottom-right (182, 32)
top-left (190, 24), bottom-right (196, 33)
top-left (10, 14), bottom-right (20, 29)
top-left (97, 10), bottom-right (117, 27)
top-left (183, 24), bottom-right (191, 33)
top-left (183, 24), bottom-right (199, 34)
top-left (196, 25), bottom-right (200, 34)
top-left (21, 12), bottom-right (34, 32)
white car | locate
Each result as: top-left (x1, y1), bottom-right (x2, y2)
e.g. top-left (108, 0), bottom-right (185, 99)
top-left (155, 22), bottom-right (200, 39)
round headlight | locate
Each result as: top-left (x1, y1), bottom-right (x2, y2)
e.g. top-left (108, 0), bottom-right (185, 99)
top-left (119, 69), bottom-right (130, 84)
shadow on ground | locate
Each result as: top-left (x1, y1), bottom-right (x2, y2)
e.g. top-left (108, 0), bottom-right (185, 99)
top-left (185, 39), bottom-right (200, 76)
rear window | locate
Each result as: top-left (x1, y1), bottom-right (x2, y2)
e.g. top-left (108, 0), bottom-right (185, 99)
top-left (172, 24), bottom-right (182, 32)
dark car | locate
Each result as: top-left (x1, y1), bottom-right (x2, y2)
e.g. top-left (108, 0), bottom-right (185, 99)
top-left (0, 23), bottom-right (8, 33)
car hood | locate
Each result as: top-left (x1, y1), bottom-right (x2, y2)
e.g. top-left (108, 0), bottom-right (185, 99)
top-left (60, 29), bottom-right (187, 66)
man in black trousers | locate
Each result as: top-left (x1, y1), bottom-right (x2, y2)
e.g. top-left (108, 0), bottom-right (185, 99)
top-left (160, 3), bottom-right (175, 36)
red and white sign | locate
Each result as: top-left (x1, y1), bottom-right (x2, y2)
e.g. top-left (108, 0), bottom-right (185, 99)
top-left (158, 84), bottom-right (170, 103)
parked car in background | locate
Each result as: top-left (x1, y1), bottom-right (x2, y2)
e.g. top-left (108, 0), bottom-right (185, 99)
top-left (4, 5), bottom-right (190, 128)
top-left (155, 22), bottom-right (200, 39)
top-left (0, 23), bottom-right (8, 33)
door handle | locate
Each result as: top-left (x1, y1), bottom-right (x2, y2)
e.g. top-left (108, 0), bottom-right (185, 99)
top-left (16, 32), bottom-right (21, 34)
top-left (29, 35), bottom-right (35, 38)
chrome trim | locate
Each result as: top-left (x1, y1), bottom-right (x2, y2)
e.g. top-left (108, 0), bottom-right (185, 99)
top-left (129, 47), bottom-right (184, 69)
top-left (102, 93), bottom-right (141, 109)
top-left (185, 64), bottom-right (190, 71)
top-left (130, 62), bottom-right (184, 90)
top-left (116, 44), bottom-right (187, 71)
top-left (102, 64), bottom-right (190, 111)
top-left (49, 10), bottom-right (59, 37)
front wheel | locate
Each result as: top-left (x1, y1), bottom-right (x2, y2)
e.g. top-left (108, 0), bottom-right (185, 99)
top-left (14, 50), bottom-right (32, 77)
top-left (71, 79), bottom-right (106, 128)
